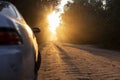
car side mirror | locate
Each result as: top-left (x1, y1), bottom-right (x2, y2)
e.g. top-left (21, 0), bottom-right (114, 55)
top-left (32, 27), bottom-right (41, 33)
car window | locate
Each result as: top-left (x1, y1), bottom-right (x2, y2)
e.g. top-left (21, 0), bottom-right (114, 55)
top-left (0, 2), bottom-right (23, 20)
top-left (0, 2), bottom-right (16, 17)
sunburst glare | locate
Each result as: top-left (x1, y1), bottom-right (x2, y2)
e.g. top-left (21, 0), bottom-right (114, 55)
top-left (48, 0), bottom-right (74, 41)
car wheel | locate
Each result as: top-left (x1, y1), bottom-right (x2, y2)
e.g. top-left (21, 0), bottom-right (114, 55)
top-left (35, 51), bottom-right (41, 73)
top-left (34, 51), bottom-right (41, 80)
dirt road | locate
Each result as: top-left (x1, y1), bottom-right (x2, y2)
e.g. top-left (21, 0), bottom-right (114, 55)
top-left (37, 42), bottom-right (120, 80)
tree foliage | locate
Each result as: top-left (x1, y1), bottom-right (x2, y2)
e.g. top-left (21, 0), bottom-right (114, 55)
top-left (57, 0), bottom-right (120, 49)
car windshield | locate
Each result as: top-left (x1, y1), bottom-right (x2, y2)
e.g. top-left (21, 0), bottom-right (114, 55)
top-left (0, 2), bottom-right (17, 17)
top-left (0, 2), bottom-right (20, 19)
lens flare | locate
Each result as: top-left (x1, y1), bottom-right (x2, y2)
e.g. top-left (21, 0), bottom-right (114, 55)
top-left (48, 11), bottom-right (61, 34)
top-left (48, 0), bottom-right (74, 41)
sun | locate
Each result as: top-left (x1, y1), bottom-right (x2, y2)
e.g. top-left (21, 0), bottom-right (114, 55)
top-left (47, 0), bottom-right (74, 41)
top-left (47, 11), bottom-right (61, 41)
top-left (48, 11), bottom-right (61, 34)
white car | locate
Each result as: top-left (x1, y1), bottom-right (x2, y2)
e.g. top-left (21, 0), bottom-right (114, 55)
top-left (0, 1), bottom-right (40, 80)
